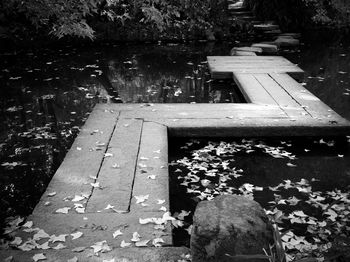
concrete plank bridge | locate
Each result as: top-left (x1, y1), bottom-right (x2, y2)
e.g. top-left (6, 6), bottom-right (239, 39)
top-left (1, 55), bottom-right (350, 261)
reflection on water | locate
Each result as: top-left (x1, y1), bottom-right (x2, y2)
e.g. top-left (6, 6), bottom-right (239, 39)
top-left (0, 39), bottom-right (349, 233)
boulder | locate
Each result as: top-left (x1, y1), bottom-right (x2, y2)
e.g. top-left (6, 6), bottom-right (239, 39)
top-left (191, 195), bottom-right (273, 262)
top-left (251, 43), bottom-right (279, 54)
top-left (274, 37), bottom-right (300, 47)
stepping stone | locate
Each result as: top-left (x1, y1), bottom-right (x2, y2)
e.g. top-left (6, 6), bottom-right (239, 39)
top-left (230, 50), bottom-right (258, 56)
top-left (229, 11), bottom-right (252, 16)
top-left (238, 16), bottom-right (256, 21)
top-left (260, 41), bottom-right (281, 48)
top-left (254, 24), bottom-right (280, 31)
top-left (263, 29), bottom-right (282, 35)
top-left (231, 46), bottom-right (263, 53)
top-left (274, 37), bottom-right (300, 47)
top-left (251, 43), bottom-right (279, 54)
top-left (278, 33), bottom-right (301, 39)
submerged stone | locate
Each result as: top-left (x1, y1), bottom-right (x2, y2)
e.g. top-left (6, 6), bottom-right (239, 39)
top-left (191, 195), bottom-right (273, 262)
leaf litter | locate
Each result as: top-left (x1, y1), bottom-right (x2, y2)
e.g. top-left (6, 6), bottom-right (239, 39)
top-left (170, 138), bottom-right (350, 261)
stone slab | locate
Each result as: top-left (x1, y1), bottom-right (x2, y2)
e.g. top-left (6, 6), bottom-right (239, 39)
top-left (251, 43), bottom-right (279, 54)
top-left (230, 50), bottom-right (258, 56)
top-left (0, 247), bottom-right (189, 262)
top-left (32, 107), bottom-right (119, 214)
top-left (130, 122), bottom-right (170, 213)
top-left (253, 24), bottom-right (280, 31)
top-left (275, 37), bottom-right (300, 47)
top-left (86, 118), bottom-right (143, 212)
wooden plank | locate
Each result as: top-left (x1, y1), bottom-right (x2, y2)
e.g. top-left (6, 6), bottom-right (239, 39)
top-left (32, 106), bottom-right (119, 214)
top-left (208, 56), bottom-right (290, 61)
top-left (120, 105), bottom-right (287, 119)
top-left (269, 73), bottom-right (345, 120)
top-left (253, 73), bottom-right (311, 118)
top-left (165, 118), bottom-right (350, 137)
top-left (130, 122), bottom-right (170, 213)
top-left (233, 73), bottom-right (279, 105)
top-left (86, 118), bottom-right (143, 212)
top-left (211, 68), bottom-right (304, 80)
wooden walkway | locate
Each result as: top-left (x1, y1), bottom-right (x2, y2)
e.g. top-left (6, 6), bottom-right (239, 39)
top-left (2, 56), bottom-right (350, 262)
top-left (207, 56), bottom-right (350, 131)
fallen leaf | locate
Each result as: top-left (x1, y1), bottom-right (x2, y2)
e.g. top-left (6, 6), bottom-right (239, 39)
top-left (33, 229), bottom-right (50, 241)
top-left (135, 239), bottom-right (150, 247)
top-left (67, 257), bottom-right (78, 262)
top-left (157, 199), bottom-right (165, 205)
top-left (72, 246), bottom-right (86, 252)
top-left (91, 240), bottom-right (112, 254)
top-left (135, 195), bottom-right (149, 204)
top-left (47, 192), bottom-right (57, 197)
top-left (52, 243), bottom-right (66, 250)
top-left (50, 234), bottom-right (67, 243)
top-left (131, 232), bottom-right (141, 242)
top-left (120, 240), bottom-right (131, 248)
top-left (55, 207), bottom-right (71, 214)
top-left (72, 195), bottom-right (85, 202)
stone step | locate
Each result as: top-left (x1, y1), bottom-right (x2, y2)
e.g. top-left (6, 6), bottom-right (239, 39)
top-left (251, 43), bottom-right (279, 54)
top-left (231, 50), bottom-right (258, 56)
top-left (274, 37), bottom-right (300, 47)
top-left (231, 46), bottom-right (263, 54)
top-left (278, 33), bottom-right (302, 39)
top-left (254, 24), bottom-right (280, 31)
top-left (0, 247), bottom-right (190, 262)
top-left (263, 29), bottom-right (283, 35)
top-left (229, 11), bottom-right (252, 16)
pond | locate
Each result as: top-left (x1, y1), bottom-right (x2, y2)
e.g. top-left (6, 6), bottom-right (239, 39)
top-left (0, 37), bottom-right (350, 236)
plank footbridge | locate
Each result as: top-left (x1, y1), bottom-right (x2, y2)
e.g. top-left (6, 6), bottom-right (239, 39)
top-left (1, 56), bottom-right (350, 261)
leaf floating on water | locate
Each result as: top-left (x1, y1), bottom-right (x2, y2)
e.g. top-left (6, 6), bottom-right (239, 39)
top-left (53, 243), bottom-right (66, 250)
top-left (50, 234), bottom-right (67, 243)
top-left (10, 237), bottom-right (22, 246)
top-left (286, 162), bottom-right (297, 167)
top-left (91, 240), bottom-right (112, 254)
top-left (22, 221), bottom-right (33, 228)
top-left (72, 246), bottom-right (86, 252)
top-left (33, 229), bottom-right (50, 241)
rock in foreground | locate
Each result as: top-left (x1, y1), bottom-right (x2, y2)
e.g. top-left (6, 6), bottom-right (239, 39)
top-left (191, 195), bottom-right (273, 262)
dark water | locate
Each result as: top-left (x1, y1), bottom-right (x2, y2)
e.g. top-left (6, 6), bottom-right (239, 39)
top-left (0, 38), bottom-right (350, 233)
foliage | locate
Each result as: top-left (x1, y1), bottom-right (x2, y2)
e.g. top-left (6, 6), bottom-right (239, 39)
top-left (244, 0), bottom-right (350, 30)
top-left (0, 0), bottom-right (229, 44)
